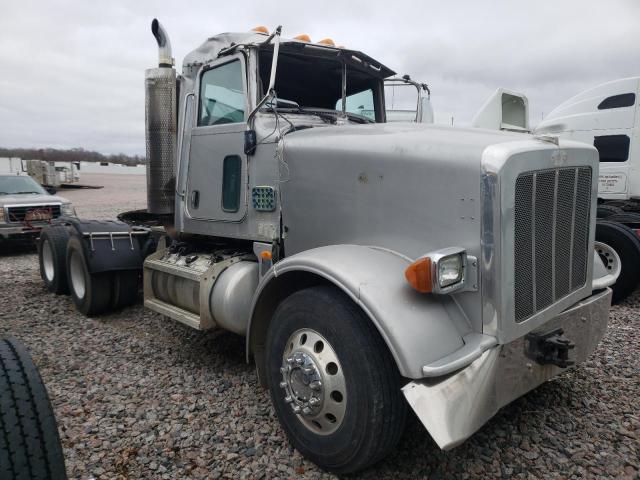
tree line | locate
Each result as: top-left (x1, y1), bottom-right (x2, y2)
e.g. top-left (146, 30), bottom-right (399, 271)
top-left (0, 147), bottom-right (145, 166)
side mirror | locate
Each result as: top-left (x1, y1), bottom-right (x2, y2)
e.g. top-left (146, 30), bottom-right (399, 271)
top-left (46, 186), bottom-right (57, 195)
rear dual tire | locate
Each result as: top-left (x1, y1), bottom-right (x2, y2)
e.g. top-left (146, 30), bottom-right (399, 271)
top-left (66, 237), bottom-right (140, 316)
top-left (67, 236), bottom-right (112, 316)
top-left (38, 227), bottom-right (70, 295)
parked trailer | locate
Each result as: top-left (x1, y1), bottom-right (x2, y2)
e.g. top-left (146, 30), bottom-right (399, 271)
top-left (472, 83), bottom-right (640, 303)
top-left (37, 20), bottom-right (619, 473)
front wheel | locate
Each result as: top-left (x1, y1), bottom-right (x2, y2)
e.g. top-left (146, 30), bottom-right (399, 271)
top-left (265, 286), bottom-right (407, 474)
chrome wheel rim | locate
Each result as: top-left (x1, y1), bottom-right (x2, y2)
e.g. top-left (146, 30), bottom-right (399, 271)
top-left (595, 241), bottom-right (622, 278)
top-left (69, 250), bottom-right (86, 299)
top-left (279, 328), bottom-right (347, 435)
top-left (42, 240), bottom-right (55, 282)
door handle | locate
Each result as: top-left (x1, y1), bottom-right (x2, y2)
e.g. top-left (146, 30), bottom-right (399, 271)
top-left (191, 190), bottom-right (200, 209)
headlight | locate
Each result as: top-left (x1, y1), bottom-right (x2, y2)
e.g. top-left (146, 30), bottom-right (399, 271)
top-left (60, 203), bottom-right (75, 216)
top-left (437, 253), bottom-right (464, 287)
top-left (405, 247), bottom-right (475, 294)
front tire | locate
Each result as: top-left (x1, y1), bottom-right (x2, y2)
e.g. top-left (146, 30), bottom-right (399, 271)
top-left (266, 286), bottom-right (407, 474)
top-left (38, 226), bottom-right (70, 295)
top-left (66, 236), bottom-right (113, 316)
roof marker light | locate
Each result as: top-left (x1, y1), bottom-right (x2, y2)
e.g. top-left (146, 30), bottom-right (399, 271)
top-left (294, 34), bottom-right (311, 42)
top-left (251, 26), bottom-right (269, 34)
top-left (318, 38), bottom-right (335, 46)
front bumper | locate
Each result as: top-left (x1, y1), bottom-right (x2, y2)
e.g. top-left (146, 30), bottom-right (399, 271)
top-left (402, 288), bottom-right (611, 450)
top-left (0, 225), bottom-right (44, 242)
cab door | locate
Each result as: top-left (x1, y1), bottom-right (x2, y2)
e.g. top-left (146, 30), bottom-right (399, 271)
top-left (187, 55), bottom-right (248, 222)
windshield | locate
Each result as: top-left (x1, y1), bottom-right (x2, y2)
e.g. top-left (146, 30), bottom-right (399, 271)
top-left (0, 176), bottom-right (47, 195)
top-left (258, 48), bottom-right (382, 122)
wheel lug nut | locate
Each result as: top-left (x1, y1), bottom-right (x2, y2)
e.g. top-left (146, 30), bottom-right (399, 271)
top-left (284, 395), bottom-right (293, 403)
top-left (310, 380), bottom-right (322, 391)
top-left (309, 397), bottom-right (319, 406)
top-left (280, 367), bottom-right (286, 374)
top-left (302, 407), bottom-right (312, 415)
top-left (292, 405), bottom-right (301, 414)
top-left (303, 367), bottom-right (314, 374)
top-left (279, 381), bottom-right (287, 389)
top-left (286, 357), bottom-right (294, 364)
top-left (295, 357), bottom-right (304, 366)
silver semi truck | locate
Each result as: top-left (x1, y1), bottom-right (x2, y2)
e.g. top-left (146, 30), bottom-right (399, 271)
top-left (37, 21), bottom-right (619, 473)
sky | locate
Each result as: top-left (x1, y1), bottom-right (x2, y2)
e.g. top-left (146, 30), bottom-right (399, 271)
top-left (0, 0), bottom-right (638, 155)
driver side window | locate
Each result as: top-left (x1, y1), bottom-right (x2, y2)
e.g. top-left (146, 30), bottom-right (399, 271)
top-left (198, 60), bottom-right (245, 126)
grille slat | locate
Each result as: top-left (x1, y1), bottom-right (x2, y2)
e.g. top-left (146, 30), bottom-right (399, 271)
top-left (6, 205), bottom-right (61, 223)
top-left (514, 167), bottom-right (592, 323)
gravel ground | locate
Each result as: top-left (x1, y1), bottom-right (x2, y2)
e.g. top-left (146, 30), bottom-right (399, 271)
top-left (1, 172), bottom-right (638, 479)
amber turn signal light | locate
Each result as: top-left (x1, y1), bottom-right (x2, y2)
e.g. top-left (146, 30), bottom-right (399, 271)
top-left (318, 38), bottom-right (335, 46)
top-left (294, 34), bottom-right (311, 42)
top-left (260, 250), bottom-right (273, 260)
top-left (405, 257), bottom-right (433, 293)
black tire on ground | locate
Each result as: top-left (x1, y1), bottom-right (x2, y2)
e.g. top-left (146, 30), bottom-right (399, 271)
top-left (266, 286), bottom-right (407, 474)
top-left (596, 220), bottom-right (640, 303)
top-left (0, 338), bottom-right (67, 480)
top-left (597, 204), bottom-right (624, 219)
top-left (110, 271), bottom-right (140, 310)
top-left (66, 235), bottom-right (113, 316)
top-left (38, 226), bottom-right (70, 295)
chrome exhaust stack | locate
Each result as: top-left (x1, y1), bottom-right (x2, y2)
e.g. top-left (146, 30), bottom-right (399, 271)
top-left (145, 18), bottom-right (176, 215)
top-left (151, 19), bottom-right (174, 68)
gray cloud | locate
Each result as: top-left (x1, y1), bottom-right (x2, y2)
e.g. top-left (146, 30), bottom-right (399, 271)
top-left (0, 0), bottom-right (638, 154)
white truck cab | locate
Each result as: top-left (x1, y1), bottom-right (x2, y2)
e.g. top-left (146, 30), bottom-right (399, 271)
top-left (535, 77), bottom-right (639, 201)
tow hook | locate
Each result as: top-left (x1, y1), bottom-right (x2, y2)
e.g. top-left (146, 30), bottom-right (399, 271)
top-left (525, 328), bottom-right (575, 368)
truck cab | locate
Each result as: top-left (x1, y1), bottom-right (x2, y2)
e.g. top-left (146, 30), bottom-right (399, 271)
top-left (37, 21), bottom-right (618, 474)
top-left (535, 77), bottom-right (640, 201)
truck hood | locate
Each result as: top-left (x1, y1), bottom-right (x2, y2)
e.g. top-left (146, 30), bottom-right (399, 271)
top-left (285, 122), bottom-right (526, 166)
top-left (0, 194), bottom-right (70, 206)
top-left (279, 121), bottom-right (528, 260)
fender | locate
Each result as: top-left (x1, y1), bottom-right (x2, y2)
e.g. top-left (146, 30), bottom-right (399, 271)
top-left (63, 218), bottom-right (151, 274)
top-left (246, 244), bottom-right (474, 379)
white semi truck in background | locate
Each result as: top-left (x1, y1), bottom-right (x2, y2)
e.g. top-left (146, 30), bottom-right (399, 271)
top-left (471, 78), bottom-right (640, 303)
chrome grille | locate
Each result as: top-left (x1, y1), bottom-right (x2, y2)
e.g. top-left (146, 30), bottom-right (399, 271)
top-left (6, 205), bottom-right (61, 223)
top-left (514, 167), bottom-right (592, 322)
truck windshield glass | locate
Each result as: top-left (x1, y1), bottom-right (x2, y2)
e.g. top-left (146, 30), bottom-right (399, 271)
top-left (335, 89), bottom-right (375, 120)
top-left (0, 176), bottom-right (47, 195)
top-left (198, 60), bottom-right (245, 126)
top-left (259, 48), bottom-right (380, 122)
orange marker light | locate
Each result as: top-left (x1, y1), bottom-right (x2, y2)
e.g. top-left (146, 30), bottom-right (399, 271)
top-left (251, 26), bottom-right (269, 34)
top-left (294, 34), bottom-right (311, 42)
top-left (260, 250), bottom-right (273, 260)
top-left (405, 257), bottom-right (433, 293)
top-left (318, 38), bottom-right (335, 46)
